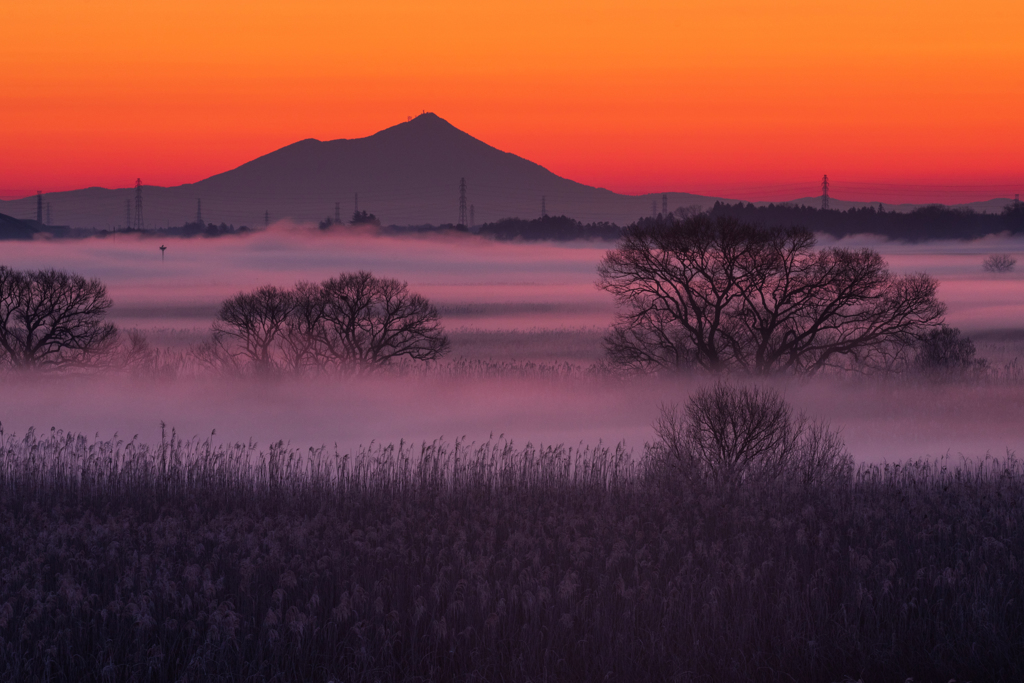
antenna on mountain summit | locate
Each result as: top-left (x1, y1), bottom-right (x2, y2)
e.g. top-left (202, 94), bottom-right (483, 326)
top-left (821, 175), bottom-right (830, 211)
top-left (458, 178), bottom-right (468, 227)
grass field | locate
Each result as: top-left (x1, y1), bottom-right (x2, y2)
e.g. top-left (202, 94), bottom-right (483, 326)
top-left (1, 427), bottom-right (1022, 682)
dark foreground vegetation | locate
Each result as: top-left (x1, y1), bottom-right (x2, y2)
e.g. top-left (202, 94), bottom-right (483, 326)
top-left (2, 391), bottom-right (1022, 682)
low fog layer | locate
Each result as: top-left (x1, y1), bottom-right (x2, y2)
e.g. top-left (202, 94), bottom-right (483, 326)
top-left (1, 225), bottom-right (1021, 331)
top-left (1, 225), bottom-right (1022, 461)
top-left (0, 374), bottom-right (1021, 464)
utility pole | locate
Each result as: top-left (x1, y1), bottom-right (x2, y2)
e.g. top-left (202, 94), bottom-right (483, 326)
top-left (134, 178), bottom-right (144, 230)
top-left (36, 191), bottom-right (42, 223)
top-left (458, 178), bottom-right (467, 226)
top-left (542, 196), bottom-right (547, 217)
top-left (196, 199), bottom-right (203, 225)
top-left (662, 193), bottom-right (668, 216)
top-left (821, 174), bottom-right (830, 211)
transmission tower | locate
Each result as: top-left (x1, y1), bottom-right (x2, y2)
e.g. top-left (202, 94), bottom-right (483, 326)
top-left (196, 199), bottom-right (203, 225)
top-left (662, 193), bottom-right (668, 216)
top-left (335, 202), bottom-right (341, 223)
top-left (821, 174), bottom-right (830, 211)
top-left (133, 178), bottom-right (144, 230)
top-left (542, 196), bottom-right (547, 217)
top-left (458, 178), bottom-right (467, 226)
top-left (36, 191), bottom-right (42, 223)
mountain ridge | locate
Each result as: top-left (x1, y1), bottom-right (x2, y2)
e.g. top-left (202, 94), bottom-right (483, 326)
top-left (0, 113), bottom-right (1016, 229)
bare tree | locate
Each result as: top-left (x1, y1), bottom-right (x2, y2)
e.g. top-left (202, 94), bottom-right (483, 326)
top-left (314, 271), bottom-right (449, 371)
top-left (598, 215), bottom-right (945, 374)
top-left (210, 273), bottom-right (449, 375)
top-left (212, 285), bottom-right (295, 374)
top-left (0, 266), bottom-right (117, 369)
top-left (983, 254), bottom-right (1017, 273)
top-left (279, 281), bottom-right (328, 373)
top-left (649, 383), bottom-right (852, 492)
top-left (915, 325), bottom-right (984, 373)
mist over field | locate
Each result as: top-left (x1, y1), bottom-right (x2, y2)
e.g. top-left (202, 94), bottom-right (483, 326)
top-left (1, 224), bottom-right (1022, 460)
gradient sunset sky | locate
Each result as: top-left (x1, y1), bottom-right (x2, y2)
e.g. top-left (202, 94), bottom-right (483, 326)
top-left (2, 0), bottom-right (1022, 203)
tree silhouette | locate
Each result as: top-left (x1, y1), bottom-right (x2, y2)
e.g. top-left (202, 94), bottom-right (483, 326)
top-left (0, 266), bottom-right (117, 369)
top-left (598, 215), bottom-right (945, 374)
top-left (212, 273), bottom-right (448, 374)
top-left (212, 285), bottom-right (295, 374)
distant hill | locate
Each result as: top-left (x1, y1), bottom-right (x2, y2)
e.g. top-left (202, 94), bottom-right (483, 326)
top-left (0, 213), bottom-right (37, 240)
top-left (0, 114), bottom-right (718, 229)
top-left (0, 113), bottom-right (1017, 232)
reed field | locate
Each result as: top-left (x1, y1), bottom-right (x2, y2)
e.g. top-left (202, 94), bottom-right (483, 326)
top-left (0, 426), bottom-right (1022, 682)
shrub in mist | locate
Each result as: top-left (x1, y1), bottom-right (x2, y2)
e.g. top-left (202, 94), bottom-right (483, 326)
top-left (647, 383), bottom-right (853, 493)
top-left (983, 253), bottom-right (1017, 273)
top-left (914, 324), bottom-right (986, 375)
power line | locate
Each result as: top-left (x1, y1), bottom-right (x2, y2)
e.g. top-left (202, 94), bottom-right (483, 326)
top-left (821, 174), bottom-right (830, 211)
top-left (458, 177), bottom-right (467, 226)
top-left (133, 178), bottom-right (143, 230)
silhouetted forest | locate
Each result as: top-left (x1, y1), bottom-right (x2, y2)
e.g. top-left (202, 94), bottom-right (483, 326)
top-left (707, 201), bottom-right (1024, 241)
top-left (477, 215), bottom-right (622, 241)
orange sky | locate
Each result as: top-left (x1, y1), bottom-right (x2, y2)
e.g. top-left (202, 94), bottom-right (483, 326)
top-left (2, 0), bottom-right (1022, 203)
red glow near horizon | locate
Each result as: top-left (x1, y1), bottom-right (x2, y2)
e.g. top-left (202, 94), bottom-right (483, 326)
top-left (1, 1), bottom-right (1022, 205)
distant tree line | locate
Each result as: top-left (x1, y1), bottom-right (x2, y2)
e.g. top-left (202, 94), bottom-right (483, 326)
top-left (477, 215), bottom-right (622, 241)
top-left (706, 201), bottom-right (1024, 241)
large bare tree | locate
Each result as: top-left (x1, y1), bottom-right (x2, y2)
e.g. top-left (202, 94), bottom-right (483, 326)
top-left (212, 285), bottom-right (295, 374)
top-left (598, 215), bottom-right (945, 374)
top-left (313, 271), bottom-right (449, 371)
top-left (0, 266), bottom-right (118, 369)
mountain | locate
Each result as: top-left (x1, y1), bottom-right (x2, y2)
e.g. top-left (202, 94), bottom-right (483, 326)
top-left (0, 113), bottom-right (1016, 230)
top-left (0, 114), bottom-right (719, 229)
